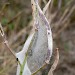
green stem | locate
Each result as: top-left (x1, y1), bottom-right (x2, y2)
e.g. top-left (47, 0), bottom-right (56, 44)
top-left (20, 53), bottom-right (27, 75)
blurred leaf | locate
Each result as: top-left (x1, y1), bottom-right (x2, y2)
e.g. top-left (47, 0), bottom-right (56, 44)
top-left (64, 43), bottom-right (70, 51)
top-left (8, 23), bottom-right (14, 30)
top-left (64, 0), bottom-right (70, 5)
top-left (53, 0), bottom-right (58, 7)
top-left (27, 15), bottom-right (32, 22)
top-left (1, 17), bottom-right (8, 25)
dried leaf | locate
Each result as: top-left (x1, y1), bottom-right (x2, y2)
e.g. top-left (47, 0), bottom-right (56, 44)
top-left (48, 48), bottom-right (59, 75)
top-left (27, 0), bottom-right (53, 73)
top-left (43, 0), bottom-right (52, 14)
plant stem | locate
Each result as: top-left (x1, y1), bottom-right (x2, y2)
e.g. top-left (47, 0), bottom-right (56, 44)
top-left (20, 53), bottom-right (27, 75)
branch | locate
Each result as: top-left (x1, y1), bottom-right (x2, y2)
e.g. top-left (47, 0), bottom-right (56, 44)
top-left (0, 23), bottom-right (21, 66)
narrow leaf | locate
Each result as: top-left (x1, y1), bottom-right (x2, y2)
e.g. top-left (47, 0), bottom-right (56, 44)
top-left (43, 0), bottom-right (52, 14)
top-left (48, 48), bottom-right (59, 75)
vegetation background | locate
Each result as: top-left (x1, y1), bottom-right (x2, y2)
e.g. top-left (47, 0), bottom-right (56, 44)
top-left (0, 0), bottom-right (75, 75)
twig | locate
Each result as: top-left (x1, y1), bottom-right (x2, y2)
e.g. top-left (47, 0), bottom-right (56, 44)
top-left (7, 11), bottom-right (23, 24)
top-left (9, 20), bottom-right (33, 46)
top-left (3, 10), bottom-right (24, 31)
top-left (0, 3), bottom-right (10, 16)
top-left (0, 23), bottom-right (16, 58)
top-left (0, 23), bottom-right (21, 66)
top-left (52, 5), bottom-right (75, 32)
top-left (52, 0), bottom-right (74, 29)
top-left (61, 5), bottom-right (75, 25)
top-left (0, 59), bottom-right (15, 74)
top-left (54, 21), bottom-right (69, 39)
